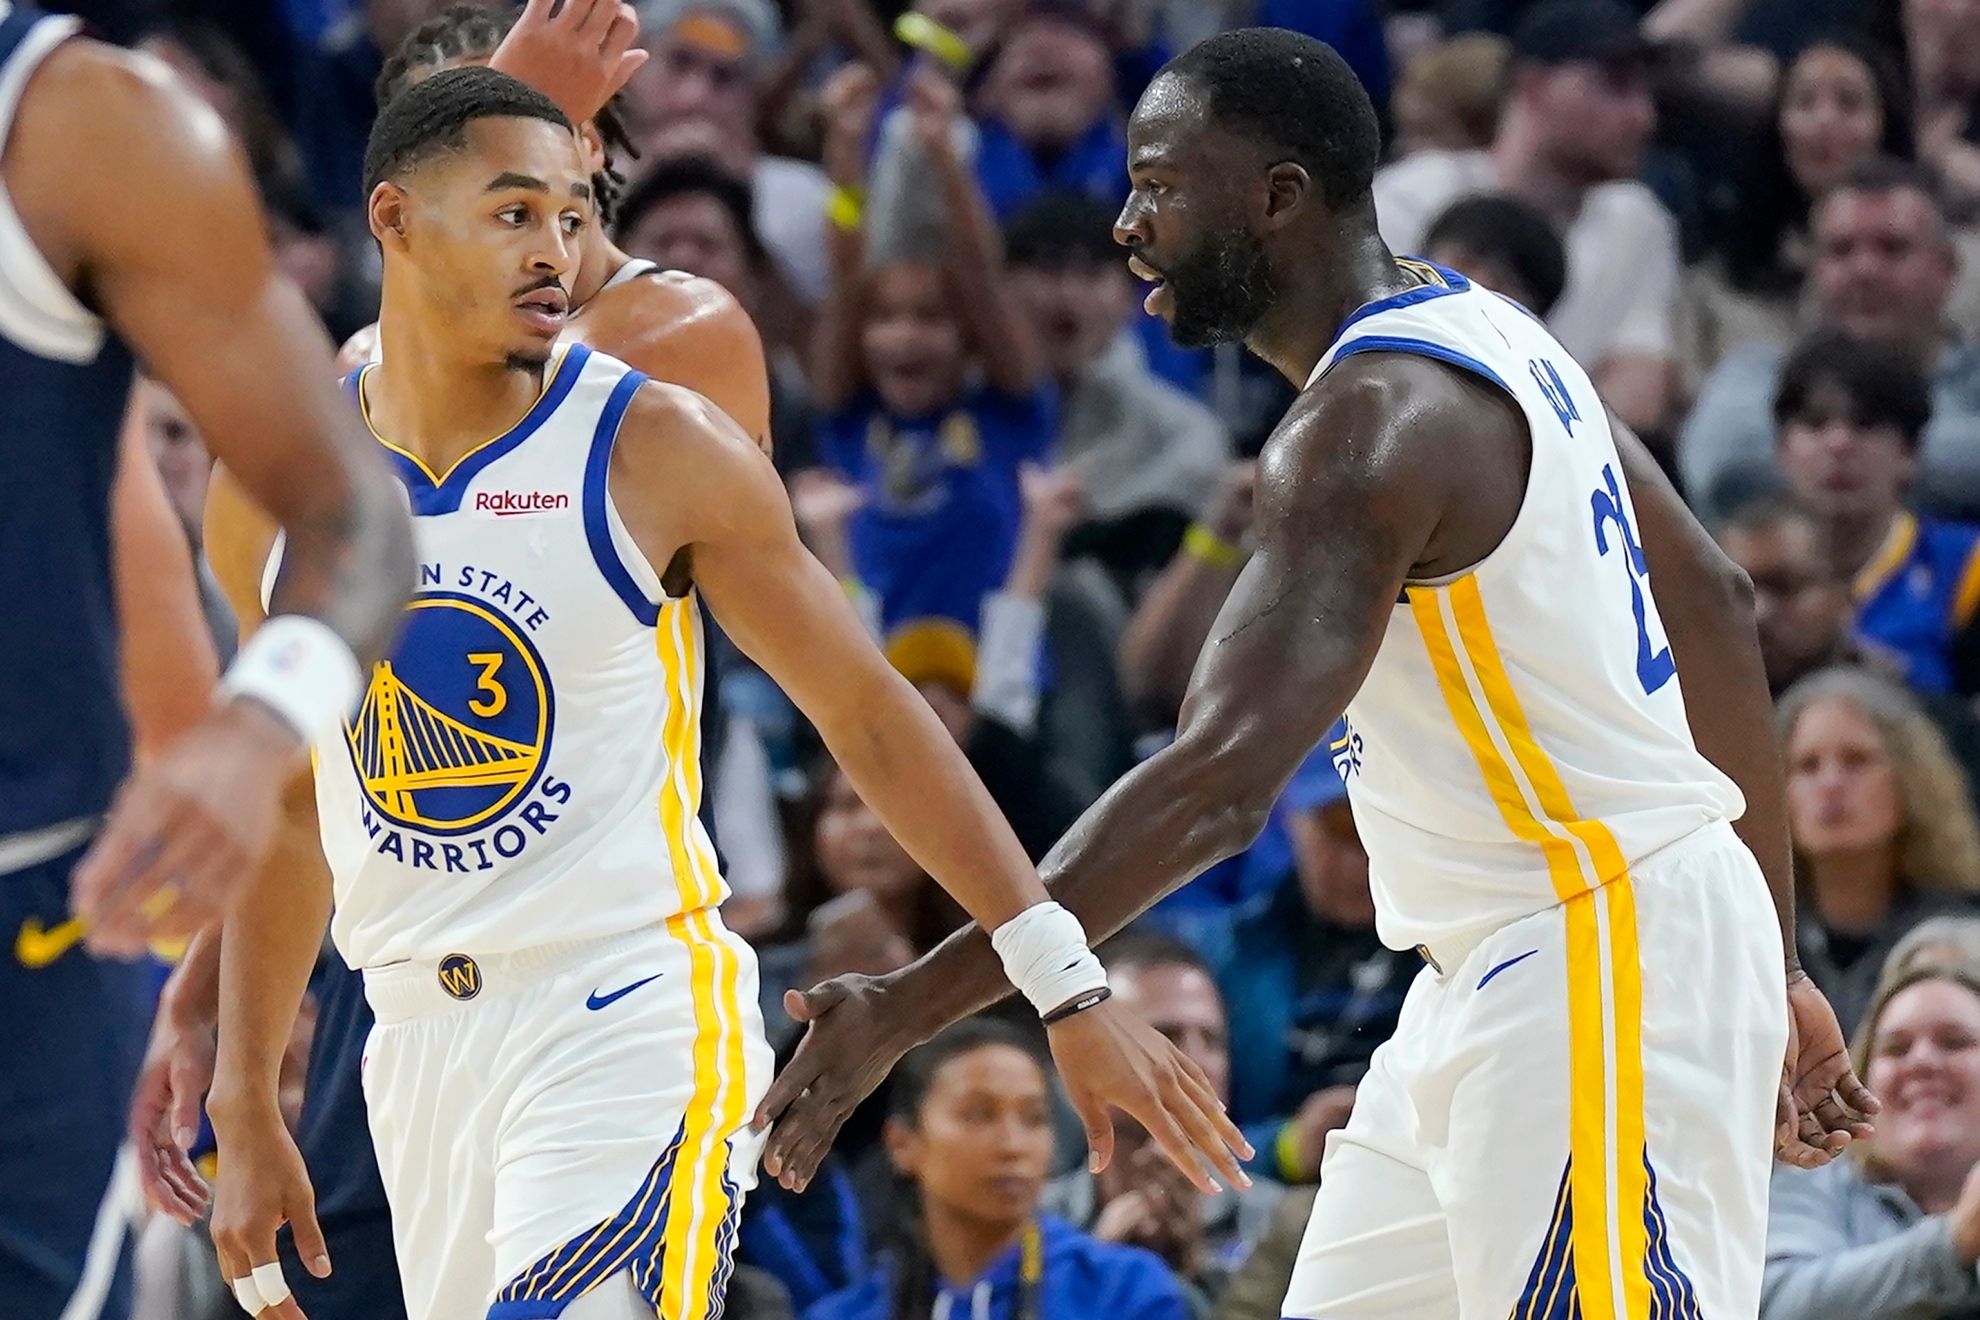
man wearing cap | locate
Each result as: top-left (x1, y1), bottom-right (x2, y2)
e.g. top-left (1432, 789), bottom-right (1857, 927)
top-left (627, 0), bottom-right (832, 302)
top-left (1372, 0), bottom-right (1676, 437)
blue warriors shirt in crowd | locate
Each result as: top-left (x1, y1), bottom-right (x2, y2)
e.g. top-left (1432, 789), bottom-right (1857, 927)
top-left (820, 384), bottom-right (1055, 634)
top-left (1852, 510), bottom-right (1980, 695)
top-left (0, 7), bottom-right (153, 1320)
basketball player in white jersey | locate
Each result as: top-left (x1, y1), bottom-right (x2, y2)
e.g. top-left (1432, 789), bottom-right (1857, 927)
top-left (757, 28), bottom-right (1877, 1320)
top-left (200, 67), bottom-right (1246, 1320)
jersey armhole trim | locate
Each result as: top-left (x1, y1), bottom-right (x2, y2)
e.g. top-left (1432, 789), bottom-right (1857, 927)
top-left (0, 9), bottom-right (102, 362)
top-left (584, 371), bottom-right (668, 627)
top-left (1328, 333), bottom-right (1515, 397)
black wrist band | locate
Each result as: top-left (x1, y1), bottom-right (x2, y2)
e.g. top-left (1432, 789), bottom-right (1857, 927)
top-left (1042, 986), bottom-right (1111, 1025)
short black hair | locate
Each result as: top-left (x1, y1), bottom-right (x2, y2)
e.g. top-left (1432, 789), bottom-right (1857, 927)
top-left (362, 65), bottom-right (573, 199)
top-left (1003, 189), bottom-right (1121, 269)
top-left (1424, 193), bottom-right (1567, 317)
top-left (1772, 330), bottom-right (1933, 451)
top-left (1161, 27), bottom-right (1382, 213)
top-left (376, 4), bottom-right (639, 224)
top-left (885, 1017), bottom-right (1045, 1127)
top-left (1098, 928), bottom-right (1215, 980)
top-left (1714, 491), bottom-right (1822, 542)
top-left (613, 156), bottom-right (768, 267)
top-left (1825, 154), bottom-right (1943, 210)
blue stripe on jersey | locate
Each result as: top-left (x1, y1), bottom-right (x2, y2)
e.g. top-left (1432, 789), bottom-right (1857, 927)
top-left (1330, 333), bottom-right (1515, 396)
top-left (1336, 261), bottom-right (1473, 337)
top-left (581, 368), bottom-right (661, 627)
top-left (0, 2), bottom-right (138, 834)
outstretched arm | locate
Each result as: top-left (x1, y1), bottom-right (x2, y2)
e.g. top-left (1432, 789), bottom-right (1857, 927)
top-left (755, 357), bottom-right (1467, 1187)
top-left (1613, 414), bottom-right (1877, 1164)
top-left (614, 384), bottom-right (1248, 1189)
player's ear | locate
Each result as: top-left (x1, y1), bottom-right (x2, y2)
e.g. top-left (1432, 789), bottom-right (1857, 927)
top-left (368, 182), bottom-right (412, 252)
top-left (1262, 161), bottom-right (1311, 227)
top-left (576, 121), bottom-right (608, 177)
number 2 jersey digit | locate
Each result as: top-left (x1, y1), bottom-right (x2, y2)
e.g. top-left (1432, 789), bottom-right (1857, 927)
top-left (1309, 262), bottom-right (1743, 957)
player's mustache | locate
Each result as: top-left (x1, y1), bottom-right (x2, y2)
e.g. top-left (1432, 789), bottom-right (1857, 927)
top-left (511, 275), bottom-right (568, 300)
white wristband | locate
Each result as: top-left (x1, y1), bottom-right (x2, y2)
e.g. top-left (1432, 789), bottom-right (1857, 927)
top-left (219, 614), bottom-right (365, 745)
top-left (990, 900), bottom-right (1108, 1017)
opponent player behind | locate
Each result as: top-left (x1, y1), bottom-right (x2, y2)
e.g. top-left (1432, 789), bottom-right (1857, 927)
top-left (131, 6), bottom-right (776, 1314)
top-left (757, 28), bottom-right (1877, 1320)
top-left (199, 68), bottom-right (1246, 1320)
top-left (0, 3), bottom-right (412, 1315)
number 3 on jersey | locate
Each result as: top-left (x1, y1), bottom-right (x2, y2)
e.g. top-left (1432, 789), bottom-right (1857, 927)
top-left (1589, 463), bottom-right (1675, 695)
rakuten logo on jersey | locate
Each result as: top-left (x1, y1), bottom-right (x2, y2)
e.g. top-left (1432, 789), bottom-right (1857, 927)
top-left (473, 490), bottom-right (571, 516)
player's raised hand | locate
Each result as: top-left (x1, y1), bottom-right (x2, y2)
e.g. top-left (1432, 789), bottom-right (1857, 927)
top-left (1046, 1000), bottom-right (1252, 1194)
top-left (72, 698), bottom-right (301, 956)
top-left (210, 1101), bottom-right (329, 1320)
top-left (1777, 969), bottom-right (1879, 1167)
top-left (493, 0), bottom-right (649, 126)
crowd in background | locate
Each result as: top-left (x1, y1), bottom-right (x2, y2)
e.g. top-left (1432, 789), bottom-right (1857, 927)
top-left (52, 0), bottom-right (1980, 1315)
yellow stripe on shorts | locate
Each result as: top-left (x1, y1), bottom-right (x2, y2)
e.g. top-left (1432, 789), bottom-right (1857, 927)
top-left (1409, 577), bottom-right (1652, 1320)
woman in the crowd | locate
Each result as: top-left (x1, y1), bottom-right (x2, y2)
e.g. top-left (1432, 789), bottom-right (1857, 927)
top-left (1764, 961), bottom-right (1980, 1318)
top-left (1779, 668), bottom-right (1980, 1034)
top-left (1684, 36), bottom-right (1913, 379)
top-left (805, 1018), bottom-right (1192, 1320)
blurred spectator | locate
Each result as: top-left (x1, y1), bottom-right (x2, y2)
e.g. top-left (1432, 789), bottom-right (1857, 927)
top-left (1764, 960), bottom-right (1980, 1320)
top-left (756, 761), bottom-right (966, 1049)
top-left (805, 1018), bottom-right (1192, 1320)
top-left (614, 157), bottom-right (821, 472)
top-left (1420, 192), bottom-right (1568, 316)
top-left (1682, 159), bottom-right (1980, 521)
top-left (1769, 333), bottom-right (1980, 697)
top-left (1714, 496), bottom-right (1867, 697)
top-left (129, 377), bottom-right (235, 661)
top-left (627, 0), bottom-right (834, 302)
top-left (973, 6), bottom-right (1128, 220)
top-left (1217, 755), bottom-right (1416, 1181)
top-left (1868, 0), bottom-right (1980, 224)
top-left (1390, 32), bottom-right (1511, 160)
top-left (1778, 668), bottom-right (1980, 1033)
top-left (1004, 191), bottom-right (1229, 572)
top-left (810, 63), bottom-right (1054, 637)
top-left (1210, 1183), bottom-right (1317, 1320)
top-left (1888, 912), bottom-right (1980, 980)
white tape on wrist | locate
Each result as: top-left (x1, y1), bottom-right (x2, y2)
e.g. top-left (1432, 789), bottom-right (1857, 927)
top-left (232, 1274), bottom-right (267, 1316)
top-left (252, 1261), bottom-right (292, 1307)
top-left (219, 615), bottom-right (364, 745)
top-left (990, 900), bottom-right (1107, 1017)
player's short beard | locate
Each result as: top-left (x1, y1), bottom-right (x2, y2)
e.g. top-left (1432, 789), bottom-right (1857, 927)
top-left (506, 349), bottom-right (554, 374)
top-left (1164, 226), bottom-right (1278, 348)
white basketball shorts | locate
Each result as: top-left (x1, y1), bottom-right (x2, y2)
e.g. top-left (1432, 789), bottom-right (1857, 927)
top-left (1283, 820), bottom-right (1788, 1320)
top-left (360, 911), bottom-right (772, 1320)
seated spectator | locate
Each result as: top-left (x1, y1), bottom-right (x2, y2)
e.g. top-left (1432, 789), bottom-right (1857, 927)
top-left (1779, 668), bottom-right (1980, 1033)
top-left (1684, 38), bottom-right (1912, 383)
top-left (1071, 934), bottom-right (1284, 1314)
top-left (628, 0), bottom-right (833, 303)
top-left (1682, 159), bottom-right (1980, 521)
top-left (1877, 0), bottom-right (1980, 225)
top-left (1390, 32), bottom-right (1511, 160)
top-left (1715, 495), bottom-right (1866, 697)
top-left (1372, 0), bottom-right (1678, 436)
top-left (1771, 332), bottom-right (1980, 696)
top-left (1764, 961), bottom-right (1980, 1319)
top-left (806, 1018), bottom-right (1191, 1320)
top-left (1888, 913), bottom-right (1980, 981)
top-left (613, 156), bottom-right (820, 473)
top-left (1004, 191), bottom-right (1230, 589)
top-left (1217, 756), bottom-right (1417, 1181)
top-left (809, 62), bottom-right (1055, 638)
top-left (1420, 193), bottom-right (1568, 317)
top-left (1210, 1183), bottom-right (1317, 1320)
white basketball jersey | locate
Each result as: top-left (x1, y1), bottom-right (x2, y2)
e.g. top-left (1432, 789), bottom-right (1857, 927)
top-left (313, 343), bottom-right (725, 967)
top-left (1313, 263), bottom-right (1743, 955)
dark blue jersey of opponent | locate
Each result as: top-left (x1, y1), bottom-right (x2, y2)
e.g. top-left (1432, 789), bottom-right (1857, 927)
top-left (0, 1), bottom-right (137, 840)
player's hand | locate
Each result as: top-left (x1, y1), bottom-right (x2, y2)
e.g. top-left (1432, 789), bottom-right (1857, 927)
top-left (1777, 969), bottom-right (1879, 1167)
top-left (1048, 999), bottom-right (1252, 1194)
top-left (753, 972), bottom-right (918, 1190)
top-left (130, 982), bottom-right (217, 1223)
top-left (73, 699), bottom-right (301, 957)
top-left (210, 1103), bottom-right (329, 1319)
top-left (492, 0), bottom-right (648, 125)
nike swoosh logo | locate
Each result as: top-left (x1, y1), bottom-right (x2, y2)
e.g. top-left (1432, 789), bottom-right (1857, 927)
top-left (586, 974), bottom-right (662, 1011)
top-left (1476, 949), bottom-right (1539, 990)
top-left (16, 916), bottom-right (85, 969)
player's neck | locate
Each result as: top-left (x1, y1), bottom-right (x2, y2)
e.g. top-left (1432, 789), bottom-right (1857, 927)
top-left (921, 1200), bottom-right (1026, 1289)
top-left (1488, 116), bottom-right (1589, 227)
top-left (570, 227), bottom-right (631, 308)
top-left (1246, 223), bottom-right (1421, 386)
top-left (366, 308), bottom-right (554, 473)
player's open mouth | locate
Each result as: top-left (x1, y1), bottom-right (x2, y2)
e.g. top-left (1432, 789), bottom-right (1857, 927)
top-left (513, 287), bottom-right (569, 334)
top-left (1128, 255), bottom-right (1170, 315)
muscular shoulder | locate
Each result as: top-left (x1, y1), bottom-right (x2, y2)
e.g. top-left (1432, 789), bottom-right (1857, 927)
top-left (571, 270), bottom-right (759, 379)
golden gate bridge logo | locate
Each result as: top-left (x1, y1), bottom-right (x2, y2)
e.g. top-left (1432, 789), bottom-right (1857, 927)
top-left (346, 593), bottom-right (553, 833)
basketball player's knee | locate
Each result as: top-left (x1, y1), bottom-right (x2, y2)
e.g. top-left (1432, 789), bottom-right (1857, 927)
top-left (555, 1270), bottom-right (648, 1320)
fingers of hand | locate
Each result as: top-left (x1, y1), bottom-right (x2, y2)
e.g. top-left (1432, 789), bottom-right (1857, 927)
top-left (1132, 1099), bottom-right (1218, 1196)
top-left (1163, 1079), bottom-right (1249, 1190)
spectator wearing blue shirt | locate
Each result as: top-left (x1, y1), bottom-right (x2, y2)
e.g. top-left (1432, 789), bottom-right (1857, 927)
top-left (811, 63), bottom-right (1055, 638)
top-left (1773, 331), bottom-right (1980, 697)
top-left (805, 1018), bottom-right (1191, 1320)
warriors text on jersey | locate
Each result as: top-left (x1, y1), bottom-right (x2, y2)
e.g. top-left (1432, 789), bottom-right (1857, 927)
top-left (312, 343), bottom-right (726, 968)
top-left (1314, 262), bottom-right (1744, 958)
